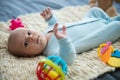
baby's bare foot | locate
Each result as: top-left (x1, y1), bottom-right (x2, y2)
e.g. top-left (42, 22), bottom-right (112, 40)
top-left (40, 7), bottom-right (52, 20)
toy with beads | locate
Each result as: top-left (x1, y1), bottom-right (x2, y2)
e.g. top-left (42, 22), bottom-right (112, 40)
top-left (36, 55), bottom-right (67, 80)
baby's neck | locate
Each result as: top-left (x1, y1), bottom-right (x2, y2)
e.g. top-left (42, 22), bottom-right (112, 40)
top-left (46, 32), bottom-right (53, 41)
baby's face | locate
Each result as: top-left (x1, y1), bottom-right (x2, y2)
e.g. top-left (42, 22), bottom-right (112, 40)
top-left (8, 28), bottom-right (47, 56)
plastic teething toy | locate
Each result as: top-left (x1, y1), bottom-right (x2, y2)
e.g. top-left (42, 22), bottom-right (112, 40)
top-left (108, 49), bottom-right (120, 67)
top-left (108, 57), bottom-right (120, 67)
top-left (9, 18), bottom-right (24, 30)
top-left (98, 42), bottom-right (120, 67)
top-left (111, 50), bottom-right (120, 58)
top-left (36, 56), bottom-right (67, 80)
top-left (98, 41), bottom-right (114, 63)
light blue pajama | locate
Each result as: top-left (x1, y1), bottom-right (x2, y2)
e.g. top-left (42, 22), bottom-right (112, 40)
top-left (43, 7), bottom-right (120, 64)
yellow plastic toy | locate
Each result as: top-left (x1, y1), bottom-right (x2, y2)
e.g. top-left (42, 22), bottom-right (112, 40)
top-left (108, 57), bottom-right (120, 67)
top-left (108, 50), bottom-right (120, 67)
top-left (98, 41), bottom-right (114, 63)
top-left (98, 42), bottom-right (120, 67)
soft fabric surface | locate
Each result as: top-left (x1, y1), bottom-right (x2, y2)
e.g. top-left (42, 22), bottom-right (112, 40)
top-left (0, 0), bottom-right (89, 22)
top-left (0, 0), bottom-right (120, 22)
top-left (0, 5), bottom-right (119, 80)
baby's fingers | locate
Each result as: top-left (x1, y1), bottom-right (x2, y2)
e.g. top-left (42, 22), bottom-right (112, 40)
top-left (62, 25), bottom-right (66, 34)
top-left (46, 7), bottom-right (51, 15)
top-left (40, 12), bottom-right (43, 16)
top-left (53, 23), bottom-right (59, 35)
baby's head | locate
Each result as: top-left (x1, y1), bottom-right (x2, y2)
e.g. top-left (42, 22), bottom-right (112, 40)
top-left (8, 28), bottom-right (48, 57)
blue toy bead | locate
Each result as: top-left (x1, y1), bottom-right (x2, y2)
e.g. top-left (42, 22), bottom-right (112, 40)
top-left (111, 50), bottom-right (120, 58)
top-left (47, 55), bottom-right (68, 75)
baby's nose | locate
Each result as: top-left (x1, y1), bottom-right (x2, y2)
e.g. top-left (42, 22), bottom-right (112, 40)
top-left (27, 35), bottom-right (35, 42)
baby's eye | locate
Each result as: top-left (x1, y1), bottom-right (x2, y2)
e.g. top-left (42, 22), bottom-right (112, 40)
top-left (24, 42), bottom-right (28, 47)
top-left (28, 31), bottom-right (31, 35)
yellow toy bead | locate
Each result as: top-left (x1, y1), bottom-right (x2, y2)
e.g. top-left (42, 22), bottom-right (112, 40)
top-left (46, 70), bottom-right (61, 80)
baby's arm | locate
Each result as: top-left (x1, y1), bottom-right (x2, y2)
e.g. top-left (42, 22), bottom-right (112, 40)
top-left (53, 23), bottom-right (76, 64)
top-left (40, 7), bottom-right (58, 26)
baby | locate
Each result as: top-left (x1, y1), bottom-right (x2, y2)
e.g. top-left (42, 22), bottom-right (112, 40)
top-left (8, 7), bottom-right (120, 64)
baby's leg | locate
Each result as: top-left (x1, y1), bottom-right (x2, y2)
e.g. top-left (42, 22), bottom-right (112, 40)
top-left (111, 15), bottom-right (120, 21)
top-left (84, 7), bottom-right (111, 21)
top-left (105, 21), bottom-right (120, 42)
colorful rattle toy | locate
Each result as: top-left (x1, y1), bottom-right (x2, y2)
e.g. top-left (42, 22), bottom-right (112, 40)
top-left (98, 41), bottom-right (120, 67)
top-left (9, 18), bottom-right (24, 30)
top-left (36, 55), bottom-right (67, 80)
top-left (111, 50), bottom-right (120, 58)
top-left (98, 41), bottom-right (114, 63)
top-left (108, 50), bottom-right (120, 67)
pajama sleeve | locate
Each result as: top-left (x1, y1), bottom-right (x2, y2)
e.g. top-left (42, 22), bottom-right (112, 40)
top-left (58, 37), bottom-right (76, 64)
top-left (47, 15), bottom-right (58, 26)
top-left (46, 15), bottom-right (76, 64)
top-left (45, 15), bottom-right (58, 33)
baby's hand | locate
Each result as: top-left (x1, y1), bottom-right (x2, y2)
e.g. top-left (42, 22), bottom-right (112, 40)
top-left (53, 23), bottom-right (67, 39)
top-left (40, 7), bottom-right (52, 21)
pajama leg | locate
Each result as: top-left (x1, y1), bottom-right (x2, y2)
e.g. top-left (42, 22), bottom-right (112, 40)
top-left (105, 21), bottom-right (120, 42)
top-left (84, 7), bottom-right (111, 22)
top-left (111, 15), bottom-right (120, 21)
